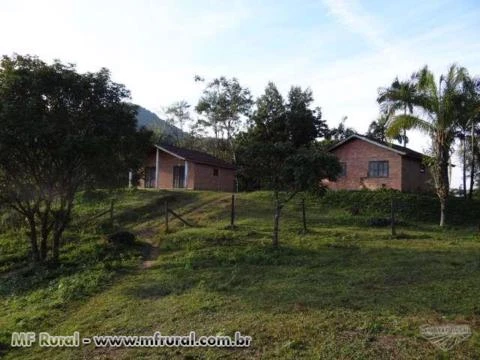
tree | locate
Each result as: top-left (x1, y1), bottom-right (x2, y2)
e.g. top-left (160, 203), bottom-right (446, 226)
top-left (0, 54), bottom-right (152, 265)
top-left (454, 75), bottom-right (480, 198)
top-left (237, 83), bottom-right (341, 246)
top-left (195, 76), bottom-right (253, 162)
top-left (366, 114), bottom-right (408, 144)
top-left (377, 77), bottom-right (418, 147)
top-left (328, 116), bottom-right (356, 141)
top-left (382, 64), bottom-right (468, 226)
top-left (286, 87), bottom-right (329, 146)
top-left (163, 100), bottom-right (190, 144)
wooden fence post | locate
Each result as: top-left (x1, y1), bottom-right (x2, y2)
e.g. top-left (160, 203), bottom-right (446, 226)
top-left (164, 200), bottom-right (169, 233)
top-left (302, 198), bottom-right (307, 234)
top-left (390, 195), bottom-right (396, 237)
top-left (109, 199), bottom-right (115, 228)
top-left (230, 194), bottom-right (235, 229)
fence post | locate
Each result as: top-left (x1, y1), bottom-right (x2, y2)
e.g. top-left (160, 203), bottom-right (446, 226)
top-left (302, 198), bottom-right (307, 234)
top-left (230, 194), bottom-right (235, 229)
top-left (109, 199), bottom-right (115, 228)
top-left (165, 200), bottom-right (169, 233)
top-left (390, 194), bottom-right (396, 237)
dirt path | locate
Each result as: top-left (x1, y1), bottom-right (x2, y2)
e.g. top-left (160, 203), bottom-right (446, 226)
top-left (137, 193), bottom-right (232, 269)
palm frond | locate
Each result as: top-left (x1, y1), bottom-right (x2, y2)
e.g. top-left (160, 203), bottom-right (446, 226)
top-left (386, 114), bottom-right (434, 138)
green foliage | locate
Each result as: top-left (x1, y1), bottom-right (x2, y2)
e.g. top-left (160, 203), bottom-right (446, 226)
top-left (0, 54), bottom-right (152, 264)
top-left (195, 76), bottom-right (253, 161)
top-left (379, 64), bottom-right (473, 226)
top-left (322, 189), bottom-right (480, 225)
top-left (237, 83), bottom-right (341, 193)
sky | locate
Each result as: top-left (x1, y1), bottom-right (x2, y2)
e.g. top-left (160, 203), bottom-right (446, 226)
top-left (1, 0), bottom-right (480, 187)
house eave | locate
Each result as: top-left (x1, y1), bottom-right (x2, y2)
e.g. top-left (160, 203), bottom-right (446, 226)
top-left (154, 144), bottom-right (186, 160)
top-left (328, 135), bottom-right (408, 156)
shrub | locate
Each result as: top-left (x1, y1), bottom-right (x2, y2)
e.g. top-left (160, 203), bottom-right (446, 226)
top-left (107, 231), bottom-right (136, 247)
top-left (321, 189), bottom-right (480, 225)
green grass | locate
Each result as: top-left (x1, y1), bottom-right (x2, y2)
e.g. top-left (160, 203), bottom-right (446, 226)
top-left (1, 189), bottom-right (480, 359)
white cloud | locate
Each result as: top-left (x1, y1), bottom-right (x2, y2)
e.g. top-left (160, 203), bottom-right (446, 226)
top-left (322, 0), bottom-right (387, 48)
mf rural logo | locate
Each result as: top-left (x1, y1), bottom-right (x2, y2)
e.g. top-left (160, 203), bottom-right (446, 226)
top-left (420, 324), bottom-right (472, 351)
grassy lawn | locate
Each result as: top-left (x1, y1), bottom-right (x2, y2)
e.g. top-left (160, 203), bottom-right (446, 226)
top-left (1, 189), bottom-right (480, 359)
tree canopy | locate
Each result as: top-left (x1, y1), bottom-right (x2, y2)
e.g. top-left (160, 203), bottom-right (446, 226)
top-left (379, 64), bottom-right (470, 226)
top-left (237, 83), bottom-right (341, 246)
top-left (0, 54), bottom-right (152, 264)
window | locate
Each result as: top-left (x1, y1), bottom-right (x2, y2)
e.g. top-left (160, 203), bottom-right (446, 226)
top-left (368, 161), bottom-right (389, 177)
top-left (213, 168), bottom-right (219, 176)
top-left (339, 162), bottom-right (347, 177)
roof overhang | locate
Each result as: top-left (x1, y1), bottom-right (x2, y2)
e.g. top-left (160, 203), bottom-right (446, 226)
top-left (154, 144), bottom-right (185, 160)
top-left (328, 134), bottom-right (408, 156)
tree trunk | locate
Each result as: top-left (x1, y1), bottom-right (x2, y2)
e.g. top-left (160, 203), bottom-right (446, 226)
top-left (51, 199), bottom-right (74, 265)
top-left (40, 206), bottom-right (51, 261)
top-left (470, 154), bottom-right (475, 199)
top-left (433, 136), bottom-right (450, 227)
top-left (40, 233), bottom-right (48, 261)
top-left (390, 195), bottom-right (396, 236)
top-left (52, 232), bottom-right (61, 265)
top-left (272, 192), bottom-right (281, 248)
top-left (301, 198), bottom-right (307, 234)
top-left (469, 123), bottom-right (476, 199)
top-left (463, 135), bottom-right (467, 199)
top-left (27, 216), bottom-right (40, 263)
top-left (439, 197), bottom-right (446, 227)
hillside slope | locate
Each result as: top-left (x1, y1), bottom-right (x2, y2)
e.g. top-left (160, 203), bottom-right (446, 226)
top-left (135, 105), bottom-right (186, 140)
top-left (2, 190), bottom-right (480, 359)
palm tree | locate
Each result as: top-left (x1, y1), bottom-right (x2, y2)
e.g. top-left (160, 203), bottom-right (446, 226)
top-left (367, 114), bottom-right (408, 144)
top-left (377, 77), bottom-right (417, 147)
top-left (381, 64), bottom-right (468, 226)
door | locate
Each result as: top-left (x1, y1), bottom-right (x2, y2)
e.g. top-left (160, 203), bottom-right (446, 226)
top-left (145, 167), bottom-right (156, 188)
top-left (173, 166), bottom-right (185, 188)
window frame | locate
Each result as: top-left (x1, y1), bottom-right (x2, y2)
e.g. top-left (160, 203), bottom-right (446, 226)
top-left (368, 160), bottom-right (389, 178)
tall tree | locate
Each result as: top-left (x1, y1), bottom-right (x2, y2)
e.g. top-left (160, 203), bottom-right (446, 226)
top-left (0, 54), bottom-right (152, 265)
top-left (377, 77), bottom-right (417, 147)
top-left (455, 75), bottom-right (480, 198)
top-left (328, 116), bottom-right (356, 142)
top-left (195, 76), bottom-right (252, 162)
top-left (382, 64), bottom-right (468, 226)
top-left (237, 83), bottom-right (341, 246)
top-left (164, 100), bottom-right (190, 133)
top-left (366, 114), bottom-right (408, 144)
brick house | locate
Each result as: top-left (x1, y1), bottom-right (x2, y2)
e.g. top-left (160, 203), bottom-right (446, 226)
top-left (138, 144), bottom-right (236, 192)
top-left (326, 134), bottom-right (432, 192)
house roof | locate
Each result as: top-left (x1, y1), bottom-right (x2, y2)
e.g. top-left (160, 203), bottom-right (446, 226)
top-left (328, 134), bottom-right (426, 161)
top-left (155, 144), bottom-right (236, 170)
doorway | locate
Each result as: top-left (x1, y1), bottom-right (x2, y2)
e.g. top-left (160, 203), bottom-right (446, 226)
top-left (173, 166), bottom-right (185, 188)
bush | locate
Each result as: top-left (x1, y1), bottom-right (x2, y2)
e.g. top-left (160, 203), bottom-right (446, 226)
top-left (0, 208), bottom-right (25, 231)
top-left (321, 189), bottom-right (480, 225)
top-left (107, 231), bottom-right (136, 247)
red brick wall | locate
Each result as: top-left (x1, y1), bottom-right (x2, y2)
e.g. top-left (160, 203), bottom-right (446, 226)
top-left (139, 149), bottom-right (234, 192)
top-left (193, 164), bottom-right (235, 192)
top-left (401, 157), bottom-right (432, 192)
top-left (328, 139), bottom-right (403, 190)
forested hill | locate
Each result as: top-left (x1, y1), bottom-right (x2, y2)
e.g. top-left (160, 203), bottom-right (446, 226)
top-left (135, 105), bottom-right (185, 140)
